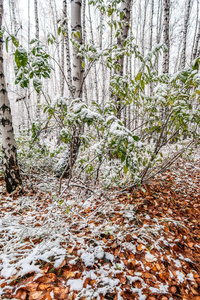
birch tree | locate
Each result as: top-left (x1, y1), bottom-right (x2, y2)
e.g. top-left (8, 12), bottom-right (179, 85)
top-left (116, 0), bottom-right (131, 118)
top-left (192, 0), bottom-right (200, 60)
top-left (63, 0), bottom-right (72, 88)
top-left (56, 0), bottom-right (83, 180)
top-left (34, 0), bottom-right (39, 39)
top-left (88, 1), bottom-right (99, 103)
top-left (71, 0), bottom-right (83, 98)
top-left (0, 0), bottom-right (22, 193)
top-left (180, 0), bottom-right (192, 69)
top-left (162, 0), bottom-right (170, 73)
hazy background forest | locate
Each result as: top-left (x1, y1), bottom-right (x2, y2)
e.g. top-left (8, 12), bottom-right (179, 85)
top-left (4, 0), bottom-right (200, 131)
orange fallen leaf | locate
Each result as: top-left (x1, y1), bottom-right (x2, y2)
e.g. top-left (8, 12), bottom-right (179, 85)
top-left (29, 291), bottom-right (46, 300)
top-left (38, 282), bottom-right (55, 290)
top-left (137, 244), bottom-right (144, 251)
top-left (36, 273), bottom-right (56, 283)
top-left (63, 271), bottom-right (76, 279)
top-left (111, 242), bottom-right (117, 248)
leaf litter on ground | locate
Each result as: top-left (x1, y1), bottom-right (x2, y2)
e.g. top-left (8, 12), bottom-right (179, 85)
top-left (0, 149), bottom-right (200, 300)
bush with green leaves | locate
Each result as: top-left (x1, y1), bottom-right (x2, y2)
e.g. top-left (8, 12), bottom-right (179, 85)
top-left (16, 128), bottom-right (64, 174)
top-left (14, 40), bottom-right (52, 92)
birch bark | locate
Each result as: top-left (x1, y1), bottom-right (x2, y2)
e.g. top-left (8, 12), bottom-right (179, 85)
top-left (63, 0), bottom-right (72, 89)
top-left (88, 1), bottom-right (99, 103)
top-left (57, 0), bottom-right (83, 180)
top-left (192, 0), bottom-right (200, 60)
top-left (34, 0), bottom-right (39, 40)
top-left (116, 0), bottom-right (131, 119)
top-left (71, 0), bottom-right (83, 98)
top-left (180, 0), bottom-right (192, 69)
top-left (0, 0), bottom-right (22, 193)
top-left (162, 0), bottom-right (170, 74)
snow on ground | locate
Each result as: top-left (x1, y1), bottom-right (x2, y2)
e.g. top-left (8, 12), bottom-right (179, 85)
top-left (0, 148), bottom-right (200, 299)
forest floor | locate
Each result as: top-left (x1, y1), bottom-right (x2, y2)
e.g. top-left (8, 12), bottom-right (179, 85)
top-left (0, 149), bottom-right (200, 300)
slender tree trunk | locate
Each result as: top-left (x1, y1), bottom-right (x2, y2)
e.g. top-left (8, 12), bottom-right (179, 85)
top-left (141, 0), bottom-right (149, 56)
top-left (192, 0), bottom-right (200, 60)
top-left (149, 0), bottom-right (154, 95)
top-left (27, 0), bottom-right (32, 127)
top-left (180, 0), bottom-right (192, 69)
top-left (71, 0), bottom-right (83, 98)
top-left (100, 11), bottom-right (105, 108)
top-left (116, 0), bottom-right (131, 119)
top-left (0, 0), bottom-right (22, 193)
top-left (56, 0), bottom-right (83, 180)
top-left (34, 0), bottom-right (39, 39)
top-left (174, 38), bottom-right (182, 72)
top-left (50, 0), bottom-right (61, 94)
top-left (88, 0), bottom-right (99, 103)
top-left (82, 0), bottom-right (88, 103)
top-left (11, 0), bottom-right (17, 34)
top-left (149, 0), bottom-right (154, 51)
top-left (109, 13), bottom-right (114, 99)
top-left (60, 36), bottom-right (65, 96)
top-left (34, 0), bottom-right (40, 121)
top-left (154, 0), bottom-right (163, 71)
top-left (63, 0), bottom-right (72, 89)
top-left (128, 1), bottom-right (133, 130)
top-left (162, 0), bottom-right (170, 74)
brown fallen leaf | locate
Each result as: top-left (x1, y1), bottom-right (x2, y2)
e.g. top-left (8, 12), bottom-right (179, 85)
top-left (53, 287), bottom-right (69, 299)
top-left (29, 291), bottom-right (46, 300)
top-left (137, 244), bottom-right (144, 251)
top-left (14, 288), bottom-right (27, 300)
top-left (170, 286), bottom-right (177, 294)
top-left (142, 272), bottom-right (155, 280)
top-left (26, 281), bottom-right (39, 292)
top-left (36, 273), bottom-right (57, 283)
top-left (38, 282), bottom-right (55, 290)
top-left (191, 286), bottom-right (199, 295)
top-left (63, 271), bottom-right (76, 279)
top-left (119, 276), bottom-right (126, 284)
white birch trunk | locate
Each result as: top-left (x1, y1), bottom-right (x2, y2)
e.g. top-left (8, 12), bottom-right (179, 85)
top-left (0, 0), bottom-right (22, 193)
top-left (82, 0), bottom-right (88, 103)
top-left (71, 0), bottom-right (83, 98)
top-left (34, 0), bottom-right (39, 40)
top-left (116, 0), bottom-right (131, 118)
top-left (192, 0), bottom-right (200, 60)
top-left (100, 11), bottom-right (105, 108)
top-left (162, 0), bottom-right (170, 74)
top-left (63, 0), bottom-right (72, 89)
top-left (88, 1), bottom-right (99, 103)
top-left (180, 0), bottom-right (192, 69)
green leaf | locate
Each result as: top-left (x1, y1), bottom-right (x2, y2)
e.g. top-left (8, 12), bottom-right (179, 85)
top-left (76, 30), bottom-right (81, 39)
top-left (11, 35), bottom-right (19, 47)
top-left (133, 135), bottom-right (140, 141)
top-left (33, 78), bottom-right (42, 93)
top-left (195, 90), bottom-right (200, 95)
top-left (82, 61), bottom-right (85, 68)
top-left (15, 47), bottom-right (28, 68)
top-left (120, 11), bottom-right (124, 20)
top-left (5, 36), bottom-right (9, 52)
top-left (0, 27), bottom-right (5, 37)
top-left (123, 165), bottom-right (128, 174)
top-left (30, 39), bottom-right (37, 44)
top-left (58, 27), bottom-right (61, 35)
top-left (135, 72), bottom-right (142, 81)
